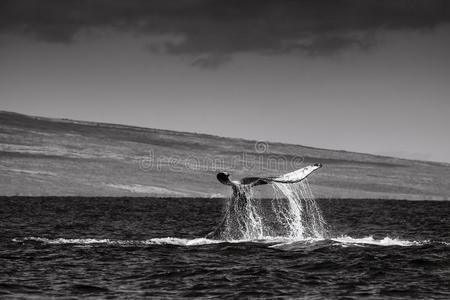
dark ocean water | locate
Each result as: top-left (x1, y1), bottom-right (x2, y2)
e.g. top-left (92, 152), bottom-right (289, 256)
top-left (1, 197), bottom-right (450, 299)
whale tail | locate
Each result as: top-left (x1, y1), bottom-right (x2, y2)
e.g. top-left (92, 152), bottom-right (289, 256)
top-left (210, 163), bottom-right (325, 240)
top-left (217, 163), bottom-right (322, 187)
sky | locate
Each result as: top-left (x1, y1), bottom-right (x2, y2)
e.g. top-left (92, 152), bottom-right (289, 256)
top-left (1, 0), bottom-right (450, 163)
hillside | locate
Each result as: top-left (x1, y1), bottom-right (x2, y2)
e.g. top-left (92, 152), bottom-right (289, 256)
top-left (1, 111), bottom-right (449, 199)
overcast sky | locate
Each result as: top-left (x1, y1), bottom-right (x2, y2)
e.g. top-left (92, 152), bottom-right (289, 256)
top-left (1, 0), bottom-right (449, 163)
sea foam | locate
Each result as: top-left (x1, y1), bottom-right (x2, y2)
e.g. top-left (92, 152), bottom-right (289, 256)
top-left (12, 235), bottom-right (430, 248)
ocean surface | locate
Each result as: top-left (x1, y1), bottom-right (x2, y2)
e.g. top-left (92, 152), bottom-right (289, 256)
top-left (1, 197), bottom-right (450, 299)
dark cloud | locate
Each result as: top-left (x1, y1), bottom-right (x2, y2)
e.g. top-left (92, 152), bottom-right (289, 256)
top-left (191, 54), bottom-right (231, 70)
top-left (1, 0), bottom-right (449, 66)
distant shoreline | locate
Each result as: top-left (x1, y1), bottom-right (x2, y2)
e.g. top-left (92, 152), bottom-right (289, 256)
top-left (2, 111), bottom-right (449, 200)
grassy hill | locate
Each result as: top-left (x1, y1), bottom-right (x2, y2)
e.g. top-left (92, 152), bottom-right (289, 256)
top-left (1, 111), bottom-right (449, 199)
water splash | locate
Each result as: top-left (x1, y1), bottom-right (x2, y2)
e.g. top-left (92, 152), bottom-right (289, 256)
top-left (271, 180), bottom-right (328, 239)
top-left (13, 235), bottom-right (432, 248)
top-left (208, 185), bottom-right (265, 240)
top-left (208, 179), bottom-right (328, 240)
top-left (12, 237), bottom-right (224, 246)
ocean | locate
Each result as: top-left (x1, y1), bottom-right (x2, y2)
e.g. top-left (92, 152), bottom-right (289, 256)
top-left (1, 197), bottom-right (450, 299)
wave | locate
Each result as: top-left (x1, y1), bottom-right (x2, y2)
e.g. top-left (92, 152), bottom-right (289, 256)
top-left (11, 237), bottom-right (224, 246)
top-left (12, 235), bottom-right (445, 249)
top-left (330, 235), bottom-right (424, 247)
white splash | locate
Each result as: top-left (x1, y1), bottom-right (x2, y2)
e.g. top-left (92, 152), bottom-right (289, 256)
top-left (13, 235), bottom-right (432, 248)
top-left (331, 235), bottom-right (423, 247)
top-left (209, 179), bottom-right (328, 240)
top-left (271, 180), bottom-right (328, 239)
top-left (210, 185), bottom-right (266, 240)
top-left (12, 237), bottom-right (224, 246)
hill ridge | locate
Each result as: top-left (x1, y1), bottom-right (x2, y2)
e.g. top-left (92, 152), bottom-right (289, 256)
top-left (1, 110), bottom-right (449, 199)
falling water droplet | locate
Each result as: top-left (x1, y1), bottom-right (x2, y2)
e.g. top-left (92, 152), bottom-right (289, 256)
top-left (208, 179), bottom-right (328, 240)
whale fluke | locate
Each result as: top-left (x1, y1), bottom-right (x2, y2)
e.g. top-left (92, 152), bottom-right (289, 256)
top-left (209, 163), bottom-right (325, 240)
top-left (217, 163), bottom-right (322, 187)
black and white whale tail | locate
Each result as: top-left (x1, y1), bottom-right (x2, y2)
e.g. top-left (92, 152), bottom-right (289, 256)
top-left (208, 163), bottom-right (323, 239)
top-left (217, 163), bottom-right (322, 188)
